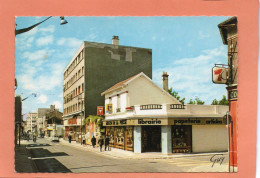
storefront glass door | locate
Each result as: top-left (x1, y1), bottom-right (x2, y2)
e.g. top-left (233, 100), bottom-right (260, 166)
top-left (142, 126), bottom-right (161, 152)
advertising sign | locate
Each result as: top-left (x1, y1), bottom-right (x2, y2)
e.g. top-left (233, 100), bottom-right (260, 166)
top-left (212, 66), bottom-right (228, 84)
top-left (97, 106), bottom-right (104, 115)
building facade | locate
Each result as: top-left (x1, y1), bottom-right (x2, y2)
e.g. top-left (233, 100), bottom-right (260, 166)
top-left (62, 36), bottom-right (152, 142)
top-left (218, 16), bottom-right (238, 169)
top-left (37, 108), bottom-right (50, 137)
top-left (44, 105), bottom-right (63, 137)
top-left (25, 112), bottom-right (38, 134)
top-left (102, 72), bottom-right (229, 154)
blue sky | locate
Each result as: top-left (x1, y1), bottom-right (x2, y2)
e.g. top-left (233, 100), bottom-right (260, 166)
top-left (15, 16), bottom-right (230, 115)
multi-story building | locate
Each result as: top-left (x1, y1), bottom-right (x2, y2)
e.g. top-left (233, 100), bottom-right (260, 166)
top-left (44, 105), bottom-right (63, 137)
top-left (25, 112), bottom-right (38, 134)
top-left (63, 36), bottom-right (152, 142)
top-left (37, 108), bottom-right (50, 137)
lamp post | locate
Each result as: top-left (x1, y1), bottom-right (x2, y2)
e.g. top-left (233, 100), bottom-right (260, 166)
top-left (15, 16), bottom-right (68, 36)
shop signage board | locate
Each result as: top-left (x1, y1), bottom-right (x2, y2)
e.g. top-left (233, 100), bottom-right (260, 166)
top-left (97, 106), bottom-right (104, 115)
top-left (212, 66), bottom-right (228, 84)
top-left (229, 89), bottom-right (238, 100)
top-left (169, 118), bottom-right (224, 125)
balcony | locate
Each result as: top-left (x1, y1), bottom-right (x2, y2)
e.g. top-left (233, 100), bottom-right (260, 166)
top-left (105, 104), bottom-right (229, 120)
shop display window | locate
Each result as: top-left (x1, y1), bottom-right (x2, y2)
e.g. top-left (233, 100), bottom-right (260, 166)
top-left (115, 127), bottom-right (124, 147)
top-left (126, 127), bottom-right (133, 149)
top-left (172, 125), bottom-right (192, 153)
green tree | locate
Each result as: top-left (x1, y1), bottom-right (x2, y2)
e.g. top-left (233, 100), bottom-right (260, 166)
top-left (168, 87), bottom-right (185, 104)
top-left (188, 97), bottom-right (205, 105)
top-left (84, 115), bottom-right (104, 128)
top-left (211, 95), bottom-right (229, 105)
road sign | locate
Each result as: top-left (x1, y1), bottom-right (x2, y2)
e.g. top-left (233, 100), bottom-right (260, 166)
top-left (97, 106), bottom-right (104, 115)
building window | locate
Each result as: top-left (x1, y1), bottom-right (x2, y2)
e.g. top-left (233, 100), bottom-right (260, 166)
top-left (117, 95), bottom-right (121, 112)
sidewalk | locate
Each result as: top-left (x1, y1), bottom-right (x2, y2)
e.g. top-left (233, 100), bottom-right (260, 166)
top-left (59, 138), bottom-right (228, 160)
top-left (15, 140), bottom-right (38, 173)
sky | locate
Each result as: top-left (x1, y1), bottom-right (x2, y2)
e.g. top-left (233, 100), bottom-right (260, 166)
top-left (15, 16), bottom-right (230, 116)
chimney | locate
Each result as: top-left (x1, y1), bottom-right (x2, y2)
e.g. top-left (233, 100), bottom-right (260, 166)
top-left (162, 72), bottom-right (169, 91)
top-left (112, 36), bottom-right (119, 45)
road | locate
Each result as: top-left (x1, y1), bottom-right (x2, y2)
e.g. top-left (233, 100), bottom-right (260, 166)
top-left (25, 138), bottom-right (230, 173)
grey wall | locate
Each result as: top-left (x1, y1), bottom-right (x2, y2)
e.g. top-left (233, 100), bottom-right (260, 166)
top-left (84, 43), bottom-right (152, 117)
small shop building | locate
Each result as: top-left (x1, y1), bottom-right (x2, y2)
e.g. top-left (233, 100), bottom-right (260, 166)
top-left (101, 72), bottom-right (229, 154)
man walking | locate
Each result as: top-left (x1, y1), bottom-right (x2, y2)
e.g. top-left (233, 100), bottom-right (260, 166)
top-left (105, 135), bottom-right (110, 151)
top-left (91, 136), bottom-right (96, 148)
top-left (98, 136), bottom-right (104, 152)
top-left (68, 134), bottom-right (72, 143)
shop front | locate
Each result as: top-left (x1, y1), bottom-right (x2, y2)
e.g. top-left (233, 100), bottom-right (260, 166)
top-left (106, 126), bottom-right (134, 151)
top-left (104, 117), bottom-right (228, 154)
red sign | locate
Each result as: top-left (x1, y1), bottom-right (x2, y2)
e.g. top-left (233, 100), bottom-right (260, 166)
top-left (97, 106), bottom-right (104, 115)
top-left (68, 118), bottom-right (77, 125)
top-left (212, 67), bottom-right (228, 84)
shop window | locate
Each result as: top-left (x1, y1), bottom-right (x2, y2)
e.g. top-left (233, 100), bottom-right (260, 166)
top-left (126, 127), bottom-right (133, 151)
top-left (115, 127), bottom-right (124, 149)
top-left (172, 125), bottom-right (192, 153)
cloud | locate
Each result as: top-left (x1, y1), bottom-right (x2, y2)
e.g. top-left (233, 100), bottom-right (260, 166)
top-left (22, 49), bottom-right (54, 61)
top-left (39, 25), bottom-right (55, 33)
top-left (52, 101), bottom-right (62, 110)
top-left (152, 46), bottom-right (227, 104)
top-left (57, 37), bottom-right (82, 48)
top-left (36, 35), bottom-right (54, 46)
top-left (17, 61), bottom-right (65, 92)
top-left (37, 94), bottom-right (48, 104)
top-left (198, 30), bottom-right (210, 39)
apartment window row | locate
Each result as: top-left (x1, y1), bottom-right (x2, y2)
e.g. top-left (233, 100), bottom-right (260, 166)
top-left (63, 101), bottom-right (84, 115)
top-left (64, 83), bottom-right (84, 104)
top-left (64, 51), bottom-right (84, 79)
top-left (64, 66), bottom-right (84, 92)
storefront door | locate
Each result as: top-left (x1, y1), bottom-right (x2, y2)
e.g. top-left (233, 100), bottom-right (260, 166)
top-left (172, 125), bottom-right (192, 153)
top-left (142, 126), bottom-right (161, 152)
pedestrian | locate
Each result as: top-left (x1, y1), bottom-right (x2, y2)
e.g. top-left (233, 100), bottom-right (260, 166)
top-left (91, 136), bottom-right (96, 148)
top-left (82, 135), bottom-right (86, 146)
top-left (33, 134), bottom-right (36, 143)
top-left (98, 136), bottom-right (104, 152)
top-left (105, 135), bottom-right (110, 151)
top-left (27, 133), bottom-right (30, 142)
top-left (68, 134), bottom-right (72, 143)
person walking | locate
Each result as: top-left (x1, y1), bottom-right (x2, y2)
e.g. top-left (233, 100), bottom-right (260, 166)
top-left (105, 135), bottom-right (110, 151)
top-left (68, 134), bottom-right (72, 143)
top-left (98, 136), bottom-right (104, 152)
top-left (82, 135), bottom-right (86, 146)
top-left (91, 136), bottom-right (96, 148)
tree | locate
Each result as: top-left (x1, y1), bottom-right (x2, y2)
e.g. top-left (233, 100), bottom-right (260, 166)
top-left (84, 115), bottom-right (104, 128)
top-left (188, 97), bottom-right (205, 105)
top-left (168, 87), bottom-right (185, 104)
top-left (211, 95), bottom-right (229, 105)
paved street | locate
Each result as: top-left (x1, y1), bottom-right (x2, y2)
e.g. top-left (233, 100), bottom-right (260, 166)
top-left (18, 138), bottom-right (230, 173)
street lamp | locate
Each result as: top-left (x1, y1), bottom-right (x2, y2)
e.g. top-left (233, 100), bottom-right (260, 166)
top-left (15, 16), bottom-right (68, 36)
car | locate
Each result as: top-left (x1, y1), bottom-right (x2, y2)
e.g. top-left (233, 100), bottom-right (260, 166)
top-left (51, 135), bottom-right (59, 142)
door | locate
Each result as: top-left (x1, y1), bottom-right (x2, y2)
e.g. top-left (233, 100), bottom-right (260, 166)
top-left (142, 126), bottom-right (161, 152)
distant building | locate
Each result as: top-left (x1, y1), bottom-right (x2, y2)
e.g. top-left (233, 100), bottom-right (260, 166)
top-left (45, 105), bottom-right (63, 137)
top-left (62, 36), bottom-right (152, 142)
top-left (25, 112), bottom-right (38, 134)
top-left (102, 72), bottom-right (229, 154)
top-left (37, 108), bottom-right (50, 137)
